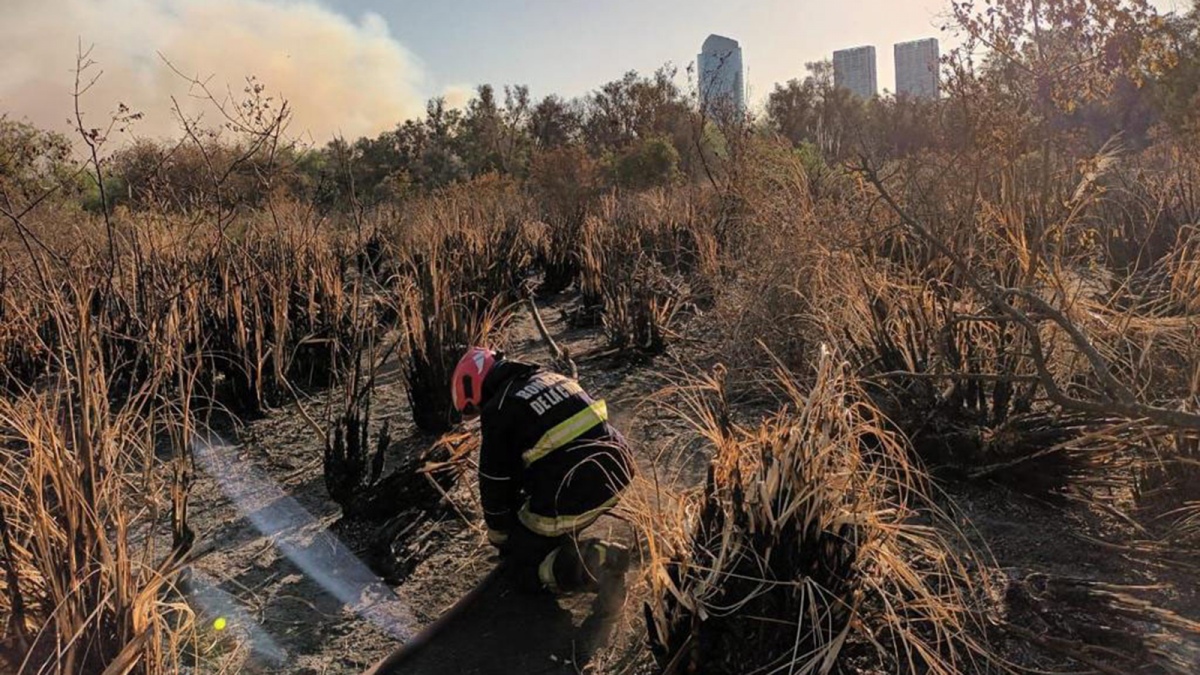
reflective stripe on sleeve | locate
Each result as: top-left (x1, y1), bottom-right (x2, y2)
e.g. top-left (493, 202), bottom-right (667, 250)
top-left (521, 400), bottom-right (608, 466)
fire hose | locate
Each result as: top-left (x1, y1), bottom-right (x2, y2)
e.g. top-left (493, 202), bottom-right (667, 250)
top-left (362, 561), bottom-right (508, 674)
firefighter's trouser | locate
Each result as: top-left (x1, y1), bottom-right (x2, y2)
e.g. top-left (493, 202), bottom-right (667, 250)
top-left (505, 523), bottom-right (612, 594)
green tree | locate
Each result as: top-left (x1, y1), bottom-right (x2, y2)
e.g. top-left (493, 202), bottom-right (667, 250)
top-left (765, 61), bottom-right (866, 161)
top-left (766, 77), bottom-right (819, 147)
top-left (455, 84), bottom-right (534, 177)
top-left (582, 67), bottom-right (691, 157)
top-left (529, 95), bottom-right (582, 149)
top-left (0, 117), bottom-right (78, 210)
top-left (612, 136), bottom-right (680, 190)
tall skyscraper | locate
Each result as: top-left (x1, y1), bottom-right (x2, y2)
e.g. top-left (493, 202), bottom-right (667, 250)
top-left (698, 34), bottom-right (746, 117)
top-left (895, 38), bottom-right (940, 99)
top-left (833, 46), bottom-right (878, 99)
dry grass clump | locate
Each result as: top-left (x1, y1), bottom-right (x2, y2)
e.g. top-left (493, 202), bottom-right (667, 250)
top-left (3, 203), bottom-right (374, 416)
top-left (0, 292), bottom-right (195, 675)
top-left (398, 250), bottom-right (510, 434)
top-left (1164, 224), bottom-right (1200, 314)
top-left (1134, 410), bottom-right (1200, 549)
top-left (642, 352), bottom-right (993, 675)
top-left (617, 190), bottom-right (722, 280)
top-left (324, 361), bottom-right (391, 512)
top-left (0, 272), bottom-right (55, 394)
top-left (395, 177), bottom-right (538, 432)
top-left (576, 191), bottom-right (721, 354)
top-left (776, 247), bottom-right (1172, 498)
top-left (697, 141), bottom-right (845, 385)
top-left (0, 203), bottom-right (378, 669)
top-left (527, 146), bottom-right (604, 294)
top-left (203, 216), bottom-right (363, 413)
top-left (357, 430), bottom-right (481, 582)
top-left (580, 213), bottom-right (680, 354)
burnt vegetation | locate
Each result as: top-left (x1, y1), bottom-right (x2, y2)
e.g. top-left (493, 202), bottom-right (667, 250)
top-left (2, 1), bottom-right (1200, 673)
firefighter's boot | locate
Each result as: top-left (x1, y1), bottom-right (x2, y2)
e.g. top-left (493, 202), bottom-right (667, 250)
top-left (541, 539), bottom-right (629, 594)
top-left (587, 541), bottom-right (630, 619)
top-left (579, 539), bottom-right (630, 597)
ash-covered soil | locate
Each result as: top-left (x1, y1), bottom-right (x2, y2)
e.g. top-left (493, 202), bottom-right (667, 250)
top-left (180, 294), bottom-right (675, 674)
top-left (178, 291), bottom-right (1200, 674)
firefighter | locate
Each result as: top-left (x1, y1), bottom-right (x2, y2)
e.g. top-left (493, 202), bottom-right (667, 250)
top-left (450, 346), bottom-right (633, 596)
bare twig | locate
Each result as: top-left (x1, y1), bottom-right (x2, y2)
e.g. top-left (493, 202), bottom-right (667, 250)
top-left (526, 296), bottom-right (577, 379)
top-left (73, 42), bottom-right (121, 286)
top-left (864, 371), bottom-right (1041, 384)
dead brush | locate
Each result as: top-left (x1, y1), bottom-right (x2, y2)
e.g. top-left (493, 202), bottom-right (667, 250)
top-left (815, 254), bottom-right (1147, 497)
top-left (696, 139), bottom-right (842, 386)
top-left (570, 188), bottom-right (719, 329)
top-left (323, 285), bottom-right (406, 518)
top-left (0, 271), bottom-right (55, 393)
top-left (322, 299), bottom-right (481, 581)
top-left (1097, 144), bottom-right (1200, 278)
top-left (395, 175), bottom-right (542, 307)
top-left (395, 179), bottom-right (536, 433)
top-left (205, 219), bottom-right (359, 413)
top-left (397, 250), bottom-right (510, 434)
top-left (527, 145), bottom-right (603, 294)
top-left (1166, 224), bottom-right (1200, 315)
top-left (642, 351), bottom-right (994, 675)
top-left (621, 189), bottom-right (724, 297)
top-left (580, 215), bottom-right (680, 353)
top-left (361, 430), bottom-right (481, 583)
top-left (1002, 574), bottom-right (1200, 675)
top-left (578, 198), bottom-right (687, 355)
top-left (324, 357), bottom-right (391, 512)
top-left (15, 204), bottom-right (366, 416)
top-left (1133, 397), bottom-right (1200, 550)
top-left (0, 287), bottom-right (195, 675)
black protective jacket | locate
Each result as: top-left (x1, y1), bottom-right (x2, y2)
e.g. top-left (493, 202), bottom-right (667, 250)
top-left (478, 360), bottom-right (633, 538)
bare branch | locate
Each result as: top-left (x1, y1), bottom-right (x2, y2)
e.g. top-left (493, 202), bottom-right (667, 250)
top-left (72, 41), bottom-right (121, 285)
top-left (857, 159), bottom-right (1200, 432)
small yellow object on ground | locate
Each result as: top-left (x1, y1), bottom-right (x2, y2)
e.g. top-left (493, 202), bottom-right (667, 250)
top-left (213, 617), bottom-right (227, 631)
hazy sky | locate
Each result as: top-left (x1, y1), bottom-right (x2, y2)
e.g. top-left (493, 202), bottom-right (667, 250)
top-left (338, 0), bottom-right (957, 102)
top-left (0, 0), bottom-right (1188, 144)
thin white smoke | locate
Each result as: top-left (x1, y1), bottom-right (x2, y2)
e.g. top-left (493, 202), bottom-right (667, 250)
top-left (0, 0), bottom-right (429, 143)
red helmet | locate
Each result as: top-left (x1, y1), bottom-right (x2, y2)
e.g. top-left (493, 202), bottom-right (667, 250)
top-left (451, 347), bottom-right (497, 412)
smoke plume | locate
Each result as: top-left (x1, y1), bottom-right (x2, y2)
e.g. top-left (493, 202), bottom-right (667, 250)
top-left (0, 0), bottom-right (428, 144)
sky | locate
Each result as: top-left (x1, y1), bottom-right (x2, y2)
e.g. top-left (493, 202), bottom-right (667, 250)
top-left (0, 0), bottom-right (1189, 145)
top-left (340, 0), bottom-right (956, 103)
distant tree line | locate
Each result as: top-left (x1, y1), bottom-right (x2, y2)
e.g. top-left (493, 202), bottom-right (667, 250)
top-left (2, 1), bottom-right (1198, 216)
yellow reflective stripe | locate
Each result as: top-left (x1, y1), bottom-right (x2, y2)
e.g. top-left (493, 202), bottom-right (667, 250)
top-left (518, 496), bottom-right (619, 537)
top-left (538, 548), bottom-right (561, 592)
top-left (521, 400), bottom-right (608, 466)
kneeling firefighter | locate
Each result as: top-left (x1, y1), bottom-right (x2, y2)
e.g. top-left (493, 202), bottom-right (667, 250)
top-left (451, 347), bottom-right (634, 594)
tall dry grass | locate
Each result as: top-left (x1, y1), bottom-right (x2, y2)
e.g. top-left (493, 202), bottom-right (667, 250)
top-left (391, 177), bottom-right (540, 433)
top-left (0, 195), bottom-right (382, 672)
top-left (639, 352), bottom-right (994, 674)
top-left (0, 284), bottom-right (197, 675)
top-left (576, 190), bottom-right (720, 354)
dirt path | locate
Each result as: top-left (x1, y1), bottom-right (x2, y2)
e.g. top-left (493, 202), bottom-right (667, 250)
top-left (173, 287), bottom-right (1200, 674)
top-left (181, 294), bottom-right (668, 674)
